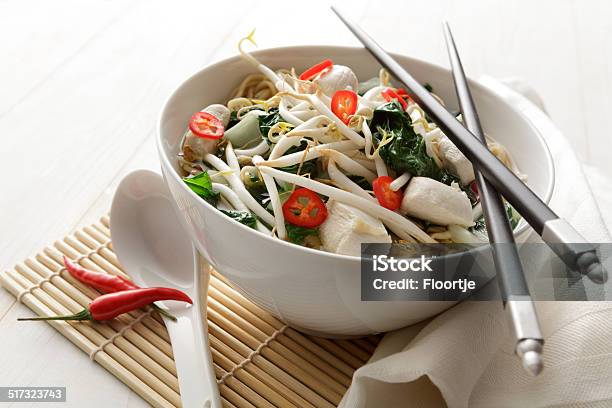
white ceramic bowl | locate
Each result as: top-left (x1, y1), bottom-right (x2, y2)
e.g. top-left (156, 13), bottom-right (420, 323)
top-left (157, 46), bottom-right (554, 336)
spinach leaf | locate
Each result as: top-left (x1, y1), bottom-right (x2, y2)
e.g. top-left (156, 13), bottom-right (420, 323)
top-left (505, 202), bottom-right (521, 230)
top-left (286, 224), bottom-right (319, 246)
top-left (220, 210), bottom-right (257, 229)
top-left (278, 139), bottom-right (317, 176)
top-left (183, 172), bottom-right (220, 206)
top-left (228, 105), bottom-right (268, 132)
top-left (265, 189), bottom-right (292, 213)
top-left (214, 144), bottom-right (226, 160)
top-left (245, 183), bottom-right (271, 209)
top-left (348, 175), bottom-right (372, 190)
top-left (470, 217), bottom-right (486, 234)
top-left (258, 110), bottom-right (315, 175)
top-left (226, 111), bottom-right (240, 130)
top-left (258, 109), bottom-right (282, 142)
top-left (284, 139), bottom-right (309, 155)
top-left (279, 162), bottom-right (317, 176)
top-left (370, 101), bottom-right (455, 184)
top-left (469, 202), bottom-right (522, 235)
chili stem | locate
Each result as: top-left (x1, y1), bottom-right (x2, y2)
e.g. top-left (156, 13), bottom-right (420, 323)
top-left (152, 304), bottom-right (177, 322)
top-left (17, 305), bottom-right (175, 322)
top-left (17, 309), bottom-right (92, 321)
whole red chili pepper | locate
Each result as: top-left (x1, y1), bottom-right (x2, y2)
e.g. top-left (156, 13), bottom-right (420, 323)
top-left (64, 257), bottom-right (137, 292)
top-left (63, 257), bottom-right (177, 321)
top-left (18, 287), bottom-right (192, 322)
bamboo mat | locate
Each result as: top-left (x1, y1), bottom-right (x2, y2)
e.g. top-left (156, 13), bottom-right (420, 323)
top-left (0, 215), bottom-right (379, 408)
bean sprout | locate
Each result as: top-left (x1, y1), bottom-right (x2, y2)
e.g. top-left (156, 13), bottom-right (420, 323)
top-left (327, 160), bottom-right (375, 202)
top-left (260, 140), bottom-right (358, 168)
top-left (234, 140), bottom-right (270, 157)
top-left (225, 142), bottom-right (240, 172)
top-left (362, 121), bottom-right (389, 177)
top-left (204, 153), bottom-right (275, 225)
top-left (256, 165), bottom-right (434, 243)
top-left (390, 172), bottom-right (411, 191)
top-left (277, 91), bottom-right (366, 147)
top-left (213, 183), bottom-right (248, 211)
top-left (252, 155), bottom-right (286, 239)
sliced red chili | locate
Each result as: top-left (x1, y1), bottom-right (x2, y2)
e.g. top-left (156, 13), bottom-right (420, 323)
top-left (189, 111), bottom-right (224, 139)
top-left (395, 87), bottom-right (415, 102)
top-left (372, 176), bottom-right (403, 210)
top-left (282, 188), bottom-right (328, 228)
top-left (381, 88), bottom-right (408, 110)
top-left (331, 90), bottom-right (358, 124)
top-left (299, 59), bottom-right (333, 81)
top-left (469, 181), bottom-right (480, 201)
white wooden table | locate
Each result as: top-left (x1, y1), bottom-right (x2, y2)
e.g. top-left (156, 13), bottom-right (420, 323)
top-left (1, 0), bottom-right (611, 406)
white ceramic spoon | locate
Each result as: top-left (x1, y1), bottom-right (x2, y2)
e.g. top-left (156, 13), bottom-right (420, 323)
top-left (110, 169), bottom-right (221, 408)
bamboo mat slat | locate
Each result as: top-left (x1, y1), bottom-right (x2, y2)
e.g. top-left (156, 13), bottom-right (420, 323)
top-left (0, 216), bottom-right (380, 408)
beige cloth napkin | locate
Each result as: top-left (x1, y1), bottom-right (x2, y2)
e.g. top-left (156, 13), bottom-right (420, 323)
top-left (340, 78), bottom-right (612, 408)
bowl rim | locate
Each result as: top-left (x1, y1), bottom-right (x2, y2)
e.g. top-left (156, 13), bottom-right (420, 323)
top-left (156, 44), bottom-right (555, 262)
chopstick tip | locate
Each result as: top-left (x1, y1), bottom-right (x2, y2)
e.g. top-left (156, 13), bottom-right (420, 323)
top-left (517, 339), bottom-right (544, 376)
top-left (522, 350), bottom-right (544, 376)
top-left (442, 21), bottom-right (453, 36)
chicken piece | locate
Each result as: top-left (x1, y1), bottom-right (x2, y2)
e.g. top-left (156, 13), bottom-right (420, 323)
top-left (438, 136), bottom-right (475, 185)
top-left (315, 65), bottom-right (359, 97)
top-left (182, 104), bottom-right (230, 161)
top-left (400, 177), bottom-right (473, 227)
top-left (320, 201), bottom-right (391, 256)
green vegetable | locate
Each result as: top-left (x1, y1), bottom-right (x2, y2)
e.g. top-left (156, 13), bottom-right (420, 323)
top-left (214, 144), bottom-right (226, 159)
top-left (471, 217), bottom-right (486, 233)
top-left (220, 210), bottom-right (257, 229)
top-left (278, 139), bottom-right (317, 176)
top-left (242, 180), bottom-right (270, 209)
top-left (236, 164), bottom-right (267, 206)
top-left (348, 175), bottom-right (372, 190)
top-left (469, 202), bottom-right (522, 235)
top-left (279, 161), bottom-right (317, 175)
top-left (183, 172), bottom-right (220, 206)
top-left (240, 166), bottom-right (264, 190)
top-left (369, 101), bottom-right (455, 184)
top-left (266, 189), bottom-right (292, 213)
top-left (224, 113), bottom-right (262, 148)
top-left (424, 82), bottom-right (434, 92)
top-left (258, 109), bottom-right (282, 142)
top-left (243, 169), bottom-right (277, 211)
top-left (286, 224), bottom-right (319, 246)
top-left (226, 111), bottom-right (240, 130)
top-left (258, 110), bottom-right (315, 174)
top-left (505, 202), bottom-right (521, 230)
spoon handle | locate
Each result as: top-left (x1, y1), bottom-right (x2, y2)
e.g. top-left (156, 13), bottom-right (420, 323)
top-left (163, 259), bottom-right (220, 408)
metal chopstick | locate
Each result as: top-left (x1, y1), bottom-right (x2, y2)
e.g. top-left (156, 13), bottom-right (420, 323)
top-left (443, 22), bottom-right (543, 375)
top-left (330, 6), bottom-right (607, 285)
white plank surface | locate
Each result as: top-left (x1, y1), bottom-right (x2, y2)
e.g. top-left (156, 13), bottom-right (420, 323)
top-left (1, 1), bottom-right (611, 406)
